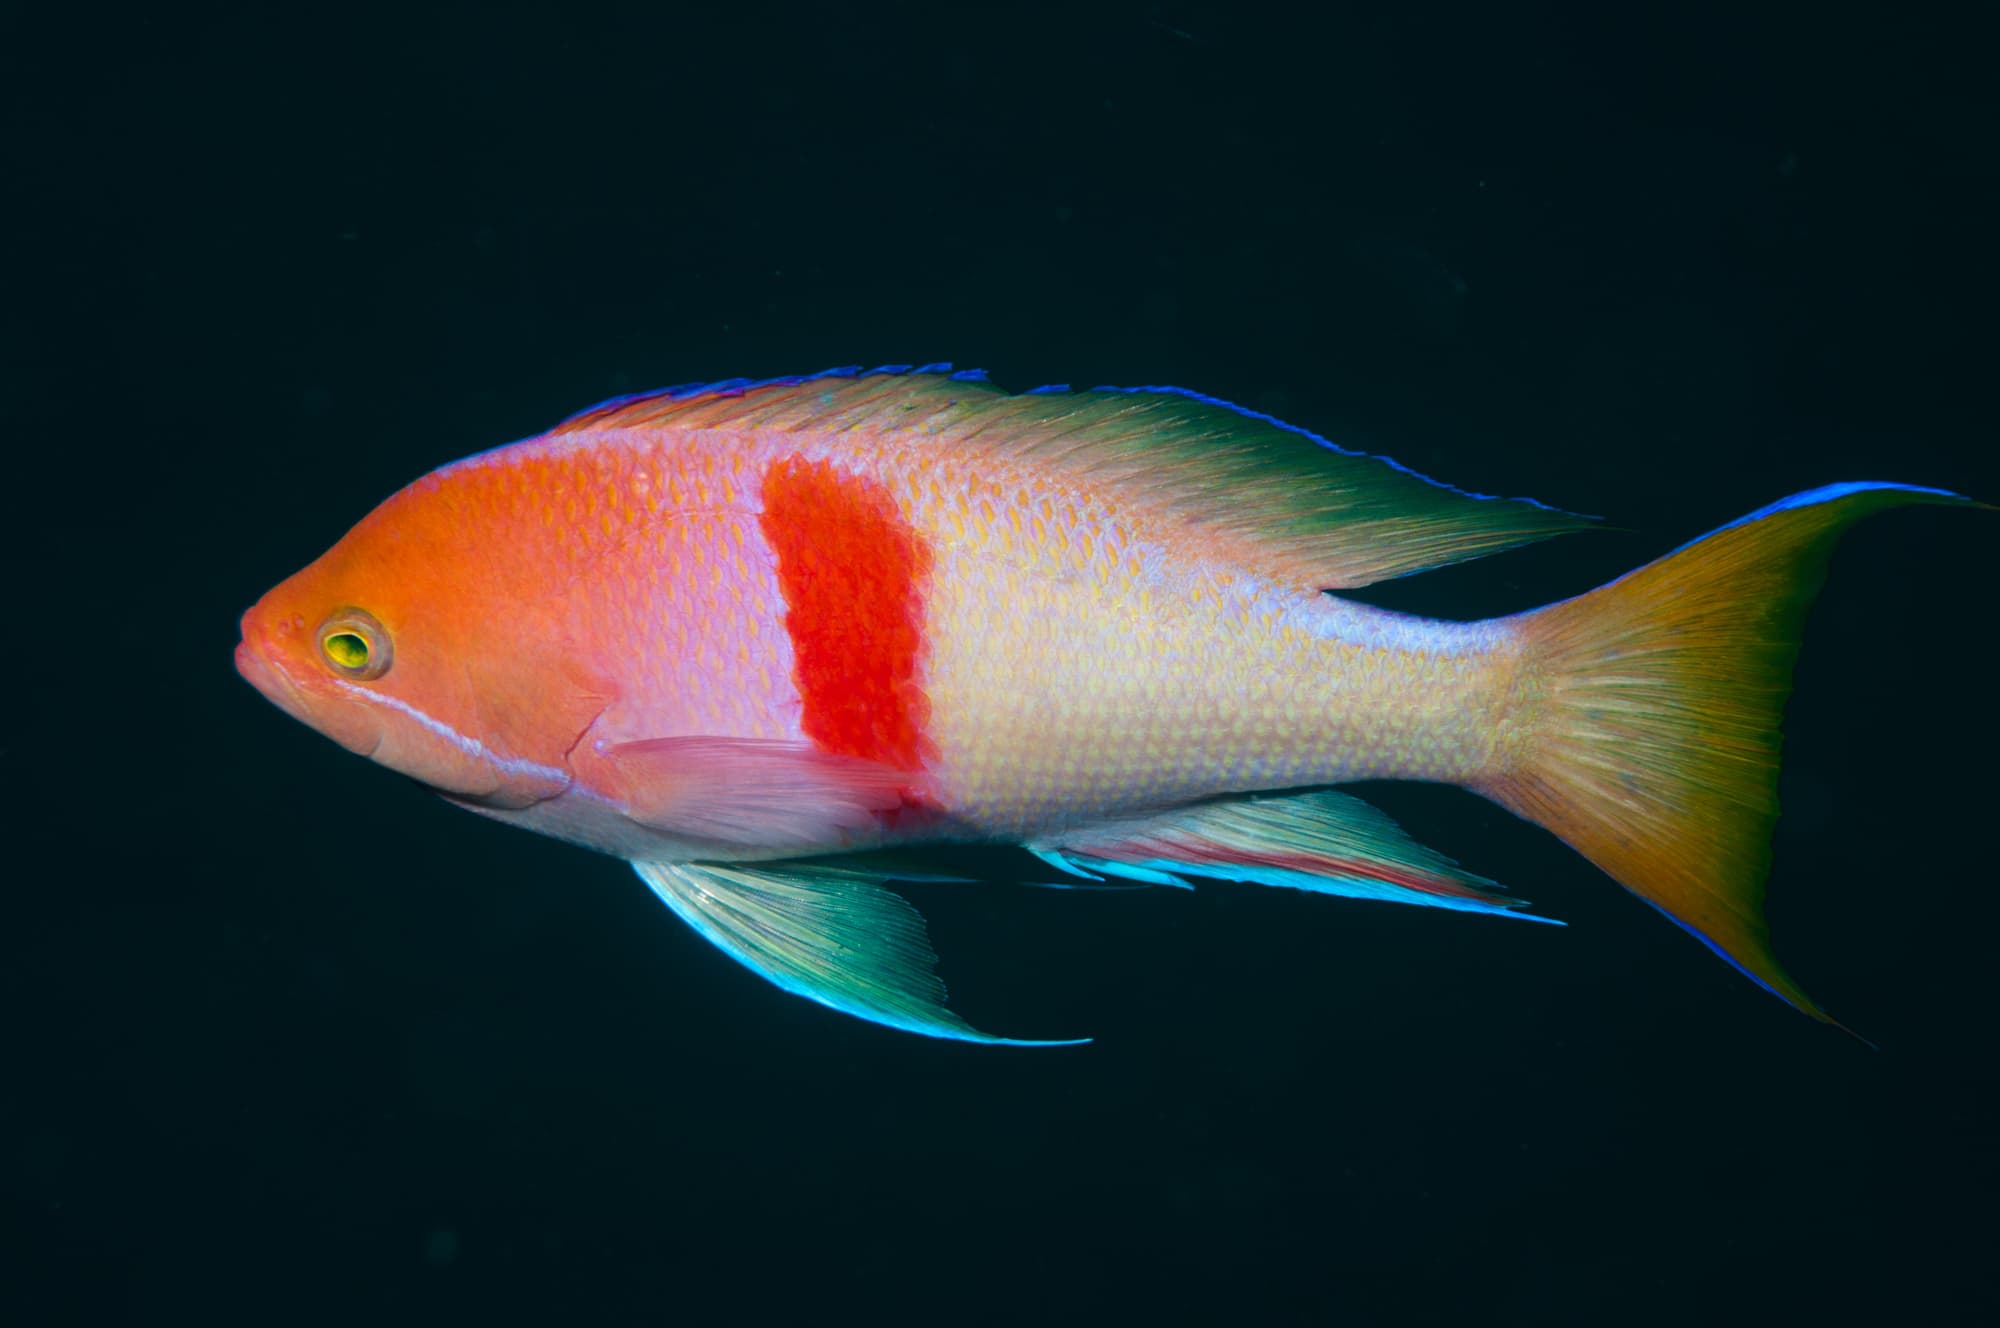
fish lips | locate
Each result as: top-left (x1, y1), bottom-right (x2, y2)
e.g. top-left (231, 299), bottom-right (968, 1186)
top-left (235, 616), bottom-right (385, 759)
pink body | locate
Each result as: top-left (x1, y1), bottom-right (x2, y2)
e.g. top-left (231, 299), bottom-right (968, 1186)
top-left (240, 369), bottom-right (1952, 1040)
top-left (238, 379), bottom-right (1527, 866)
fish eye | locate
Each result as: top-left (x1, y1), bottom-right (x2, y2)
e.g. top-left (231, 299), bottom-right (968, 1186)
top-left (317, 609), bottom-right (392, 680)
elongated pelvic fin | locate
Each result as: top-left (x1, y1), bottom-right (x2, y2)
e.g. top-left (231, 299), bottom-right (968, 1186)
top-left (1480, 482), bottom-right (1983, 1028)
top-left (1032, 791), bottom-right (1555, 921)
top-left (544, 366), bottom-right (1597, 588)
top-left (632, 860), bottom-right (1087, 1045)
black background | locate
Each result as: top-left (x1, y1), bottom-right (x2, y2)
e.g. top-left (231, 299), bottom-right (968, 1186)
top-left (6, 2), bottom-right (1996, 1324)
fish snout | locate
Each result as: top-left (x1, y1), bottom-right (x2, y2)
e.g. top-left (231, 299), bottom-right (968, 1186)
top-left (235, 606), bottom-right (383, 757)
top-left (235, 607), bottom-right (309, 720)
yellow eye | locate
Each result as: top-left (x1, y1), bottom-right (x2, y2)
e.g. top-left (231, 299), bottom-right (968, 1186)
top-left (318, 609), bottom-right (392, 680)
top-left (324, 632), bottom-right (370, 669)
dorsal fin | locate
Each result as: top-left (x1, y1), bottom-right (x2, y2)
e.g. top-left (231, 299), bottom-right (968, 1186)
top-left (548, 364), bottom-right (994, 434)
top-left (548, 365), bottom-right (1595, 588)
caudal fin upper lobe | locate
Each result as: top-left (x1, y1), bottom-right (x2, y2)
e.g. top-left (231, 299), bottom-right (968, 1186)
top-left (1476, 482), bottom-right (1982, 1029)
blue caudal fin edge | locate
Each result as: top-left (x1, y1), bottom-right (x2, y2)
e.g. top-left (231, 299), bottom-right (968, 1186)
top-left (1635, 895), bottom-right (1880, 1050)
top-left (1658, 481), bottom-right (1970, 559)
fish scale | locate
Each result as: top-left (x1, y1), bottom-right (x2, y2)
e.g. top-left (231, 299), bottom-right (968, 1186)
top-left (237, 365), bottom-right (1983, 1043)
top-left (885, 449), bottom-right (1507, 829)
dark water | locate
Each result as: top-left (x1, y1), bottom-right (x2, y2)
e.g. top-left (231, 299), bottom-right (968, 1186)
top-left (9, 3), bottom-right (1996, 1324)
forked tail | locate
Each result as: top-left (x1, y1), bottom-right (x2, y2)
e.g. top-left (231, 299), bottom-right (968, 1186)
top-left (1476, 482), bottom-right (1981, 1028)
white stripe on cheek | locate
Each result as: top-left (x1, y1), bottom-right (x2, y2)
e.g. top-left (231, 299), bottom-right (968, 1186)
top-left (329, 679), bottom-right (572, 786)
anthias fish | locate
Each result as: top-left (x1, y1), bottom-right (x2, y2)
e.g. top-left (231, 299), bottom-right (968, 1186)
top-left (236, 365), bottom-right (1979, 1043)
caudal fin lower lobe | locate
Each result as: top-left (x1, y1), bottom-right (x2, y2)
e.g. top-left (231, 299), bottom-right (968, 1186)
top-left (1476, 482), bottom-right (1979, 1028)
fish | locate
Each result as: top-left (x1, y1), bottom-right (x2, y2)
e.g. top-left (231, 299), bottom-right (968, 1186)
top-left (234, 364), bottom-right (1983, 1044)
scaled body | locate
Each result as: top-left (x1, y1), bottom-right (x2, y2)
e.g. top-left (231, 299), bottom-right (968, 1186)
top-left (236, 366), bottom-right (1979, 1041)
top-left (421, 410), bottom-right (1514, 848)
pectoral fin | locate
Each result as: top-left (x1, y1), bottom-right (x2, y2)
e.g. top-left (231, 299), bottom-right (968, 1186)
top-left (591, 737), bottom-right (913, 850)
top-left (632, 859), bottom-right (1087, 1045)
top-left (1033, 791), bottom-right (1558, 922)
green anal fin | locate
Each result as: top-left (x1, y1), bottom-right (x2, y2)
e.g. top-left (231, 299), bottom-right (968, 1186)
top-left (1035, 791), bottom-right (1558, 922)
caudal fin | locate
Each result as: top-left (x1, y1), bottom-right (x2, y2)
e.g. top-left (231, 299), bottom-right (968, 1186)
top-left (1476, 482), bottom-right (1981, 1028)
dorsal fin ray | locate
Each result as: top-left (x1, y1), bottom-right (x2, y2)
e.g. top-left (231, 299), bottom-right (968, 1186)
top-left (548, 366), bottom-right (1595, 588)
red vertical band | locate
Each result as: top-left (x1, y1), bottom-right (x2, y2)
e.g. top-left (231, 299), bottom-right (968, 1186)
top-left (759, 455), bottom-right (935, 770)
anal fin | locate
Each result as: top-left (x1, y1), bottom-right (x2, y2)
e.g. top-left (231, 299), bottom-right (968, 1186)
top-left (633, 859), bottom-right (1087, 1045)
top-left (1033, 791), bottom-right (1558, 922)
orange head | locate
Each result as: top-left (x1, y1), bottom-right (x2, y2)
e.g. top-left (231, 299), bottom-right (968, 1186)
top-left (235, 465), bottom-right (611, 809)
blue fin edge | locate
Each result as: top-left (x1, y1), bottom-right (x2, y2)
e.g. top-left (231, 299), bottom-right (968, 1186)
top-left (1660, 481), bottom-right (1968, 560)
top-left (1059, 852), bottom-right (1564, 923)
top-left (547, 365), bottom-right (1590, 517)
top-left (635, 861), bottom-right (1089, 1047)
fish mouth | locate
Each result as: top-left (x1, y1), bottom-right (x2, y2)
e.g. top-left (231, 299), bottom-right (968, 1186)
top-left (235, 609), bottom-right (385, 757)
top-left (235, 628), bottom-right (313, 727)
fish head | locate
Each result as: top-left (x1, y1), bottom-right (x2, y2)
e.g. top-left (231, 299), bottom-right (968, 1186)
top-left (236, 472), bottom-right (610, 810)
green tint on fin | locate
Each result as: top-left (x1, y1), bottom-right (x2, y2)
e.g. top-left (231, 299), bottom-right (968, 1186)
top-left (1485, 481), bottom-right (1984, 1031)
top-left (546, 368), bottom-right (1597, 588)
top-left (1034, 790), bottom-right (1558, 922)
top-left (1030, 847), bottom-right (1192, 888)
top-left (632, 860), bottom-right (1087, 1046)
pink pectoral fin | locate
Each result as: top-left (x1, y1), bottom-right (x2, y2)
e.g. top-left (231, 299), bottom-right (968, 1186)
top-left (592, 736), bottom-right (916, 850)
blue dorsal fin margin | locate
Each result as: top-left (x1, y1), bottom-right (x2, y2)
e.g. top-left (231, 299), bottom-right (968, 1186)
top-left (1089, 383), bottom-right (1577, 513)
top-left (547, 368), bottom-right (1577, 519)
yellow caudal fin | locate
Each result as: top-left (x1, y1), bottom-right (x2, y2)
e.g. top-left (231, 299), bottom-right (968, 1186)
top-left (1476, 482), bottom-right (1983, 1029)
